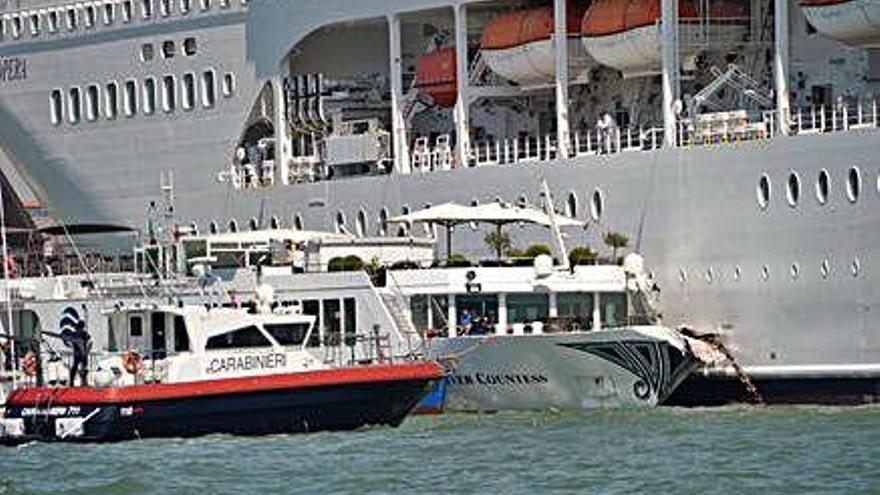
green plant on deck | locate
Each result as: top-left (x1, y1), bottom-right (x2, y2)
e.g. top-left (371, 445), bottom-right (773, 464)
top-left (568, 246), bottom-right (598, 266)
top-left (484, 230), bottom-right (513, 258)
top-left (445, 253), bottom-right (471, 267)
top-left (523, 244), bottom-right (552, 259)
top-left (603, 231), bottom-right (630, 262)
top-left (328, 255), bottom-right (365, 272)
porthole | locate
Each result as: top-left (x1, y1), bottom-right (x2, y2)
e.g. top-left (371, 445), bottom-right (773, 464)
top-left (757, 174), bottom-right (771, 209)
top-left (209, 221), bottom-right (218, 234)
top-left (470, 199), bottom-right (479, 207)
top-left (222, 73), bottom-right (235, 97)
top-left (760, 265), bottom-right (770, 281)
top-left (398, 206), bottom-right (411, 237)
top-left (378, 208), bottom-right (388, 236)
top-left (566, 192), bottom-right (578, 218)
top-left (162, 40), bottom-right (175, 59)
top-left (820, 259), bottom-right (830, 279)
top-left (786, 171), bottom-right (800, 207)
top-left (733, 266), bottom-right (742, 281)
top-left (335, 211), bottom-right (346, 234)
top-left (248, 217), bottom-right (258, 231)
top-left (517, 194), bottom-right (528, 207)
top-left (228, 219), bottom-right (238, 233)
top-left (183, 37), bottom-right (197, 56)
top-left (678, 268), bottom-right (687, 283)
top-left (851, 258), bottom-right (860, 278)
top-left (590, 189), bottom-right (604, 221)
top-left (141, 43), bottom-right (155, 62)
top-left (816, 169), bottom-right (830, 205)
top-left (356, 210), bottom-right (367, 238)
top-left (270, 216), bottom-right (280, 229)
top-left (790, 263), bottom-right (800, 280)
top-left (846, 166), bottom-right (861, 203)
top-left (293, 214), bottom-right (303, 231)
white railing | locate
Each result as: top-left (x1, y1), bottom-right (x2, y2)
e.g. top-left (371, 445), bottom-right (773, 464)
top-left (406, 99), bottom-right (879, 171)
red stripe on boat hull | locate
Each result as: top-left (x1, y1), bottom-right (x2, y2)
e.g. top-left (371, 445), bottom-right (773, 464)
top-left (6, 362), bottom-right (443, 405)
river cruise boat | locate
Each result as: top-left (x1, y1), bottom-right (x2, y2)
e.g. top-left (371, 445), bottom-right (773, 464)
top-left (388, 253), bottom-right (701, 411)
top-left (0, 299), bottom-right (441, 444)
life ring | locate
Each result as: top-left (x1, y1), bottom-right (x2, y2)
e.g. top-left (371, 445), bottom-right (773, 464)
top-left (122, 350), bottom-right (143, 375)
top-left (20, 351), bottom-right (37, 377)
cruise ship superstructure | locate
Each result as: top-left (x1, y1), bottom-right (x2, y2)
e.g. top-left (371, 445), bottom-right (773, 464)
top-left (1, 0), bottom-right (879, 402)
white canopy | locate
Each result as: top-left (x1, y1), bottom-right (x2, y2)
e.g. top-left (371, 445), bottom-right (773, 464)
top-left (388, 202), bottom-right (586, 228)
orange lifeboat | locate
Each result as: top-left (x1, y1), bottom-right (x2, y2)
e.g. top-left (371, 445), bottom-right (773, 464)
top-left (415, 46), bottom-right (458, 108)
top-left (581, 0), bottom-right (748, 77)
top-left (800, 0), bottom-right (880, 46)
top-left (481, 3), bottom-right (595, 87)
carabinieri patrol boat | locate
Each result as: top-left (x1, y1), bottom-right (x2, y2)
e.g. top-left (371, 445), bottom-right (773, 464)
top-left (0, 297), bottom-right (441, 444)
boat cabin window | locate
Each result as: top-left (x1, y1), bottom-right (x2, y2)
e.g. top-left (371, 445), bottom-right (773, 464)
top-left (264, 323), bottom-right (310, 347)
top-left (455, 294), bottom-right (498, 326)
top-left (601, 292), bottom-right (627, 328)
top-left (173, 315), bottom-right (190, 351)
top-left (507, 294), bottom-right (549, 324)
top-left (301, 300), bottom-right (321, 347)
top-left (206, 325), bottom-right (271, 350)
top-left (129, 315), bottom-right (144, 337)
top-left (557, 292), bottom-right (595, 330)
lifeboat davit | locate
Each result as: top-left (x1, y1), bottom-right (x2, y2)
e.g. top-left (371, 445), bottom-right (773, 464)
top-left (581, 0), bottom-right (748, 78)
top-left (801, 0), bottom-right (880, 47)
top-left (481, 3), bottom-right (595, 87)
top-left (415, 46), bottom-right (458, 108)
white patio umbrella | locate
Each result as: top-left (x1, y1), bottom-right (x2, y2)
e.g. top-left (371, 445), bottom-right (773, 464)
top-left (388, 201), bottom-right (586, 258)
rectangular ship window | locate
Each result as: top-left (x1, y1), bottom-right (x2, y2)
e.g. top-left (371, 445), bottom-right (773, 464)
top-left (124, 79), bottom-right (137, 116)
top-left (182, 73), bottom-right (195, 110)
top-left (84, 6), bottom-right (96, 28)
top-left (143, 77), bottom-right (156, 115)
top-left (66, 8), bottom-right (77, 31)
top-left (48, 11), bottom-right (59, 33)
top-left (104, 2), bottom-right (115, 25)
top-left (50, 89), bottom-right (63, 125)
top-left (68, 87), bottom-right (81, 124)
top-left (29, 13), bottom-right (39, 36)
top-left (162, 75), bottom-right (176, 112)
top-left (142, 0), bottom-right (153, 19)
top-left (105, 81), bottom-right (118, 119)
top-left (201, 69), bottom-right (216, 108)
top-left (122, 1), bottom-right (133, 22)
top-left (86, 84), bottom-right (99, 122)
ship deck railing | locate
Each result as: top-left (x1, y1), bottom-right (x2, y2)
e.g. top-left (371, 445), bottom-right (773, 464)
top-left (412, 99), bottom-right (880, 170)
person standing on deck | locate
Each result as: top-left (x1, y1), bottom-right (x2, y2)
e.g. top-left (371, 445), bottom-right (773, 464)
top-left (68, 320), bottom-right (92, 387)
